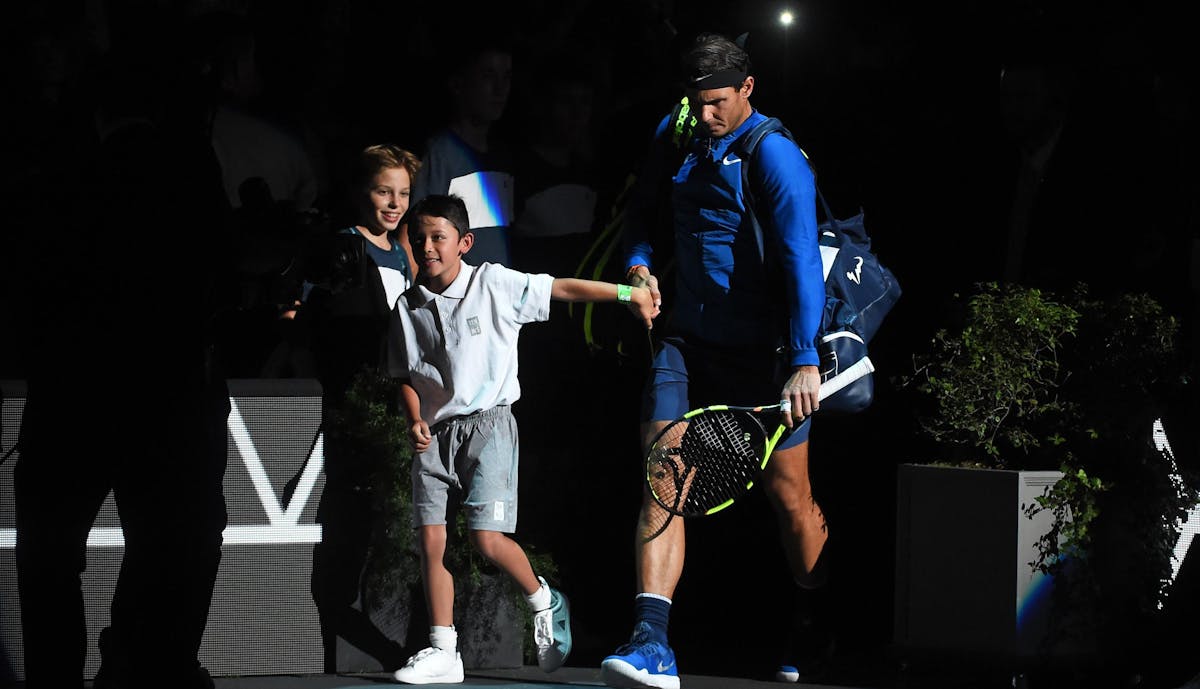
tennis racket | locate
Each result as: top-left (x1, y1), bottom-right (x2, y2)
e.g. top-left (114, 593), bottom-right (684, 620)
top-left (645, 403), bottom-right (788, 517)
top-left (643, 352), bottom-right (876, 518)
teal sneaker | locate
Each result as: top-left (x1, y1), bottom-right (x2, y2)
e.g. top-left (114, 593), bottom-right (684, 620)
top-left (534, 579), bottom-right (572, 672)
top-left (600, 622), bottom-right (679, 689)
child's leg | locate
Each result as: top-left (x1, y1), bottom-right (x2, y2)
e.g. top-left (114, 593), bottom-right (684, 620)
top-left (418, 524), bottom-right (454, 626)
top-left (468, 529), bottom-right (541, 596)
top-left (396, 524), bottom-right (463, 683)
top-left (395, 420), bottom-right (466, 683)
top-left (470, 528), bottom-right (573, 672)
top-left (456, 407), bottom-right (572, 672)
top-left (457, 407), bottom-right (540, 596)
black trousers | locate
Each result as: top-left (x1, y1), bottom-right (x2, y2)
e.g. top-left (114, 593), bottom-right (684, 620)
top-left (14, 385), bottom-right (228, 688)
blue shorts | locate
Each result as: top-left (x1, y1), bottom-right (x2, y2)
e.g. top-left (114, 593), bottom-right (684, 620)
top-left (642, 336), bottom-right (811, 449)
top-left (412, 405), bottom-right (520, 532)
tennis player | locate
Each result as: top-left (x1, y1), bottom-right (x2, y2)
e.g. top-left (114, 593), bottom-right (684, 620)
top-left (600, 33), bottom-right (830, 688)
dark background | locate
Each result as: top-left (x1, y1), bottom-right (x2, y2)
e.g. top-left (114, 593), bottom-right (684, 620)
top-left (1, 0), bottom-right (1197, 685)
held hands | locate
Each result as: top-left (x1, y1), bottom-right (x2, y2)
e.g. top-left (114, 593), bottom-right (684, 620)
top-left (627, 266), bottom-right (662, 307)
top-left (625, 286), bottom-right (661, 329)
top-left (409, 418), bottom-right (432, 453)
top-left (626, 266), bottom-right (662, 330)
top-left (780, 365), bottom-right (821, 428)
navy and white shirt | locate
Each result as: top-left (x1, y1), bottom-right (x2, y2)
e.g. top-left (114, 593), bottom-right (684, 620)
top-left (345, 226), bottom-right (411, 309)
top-left (413, 129), bottom-right (516, 267)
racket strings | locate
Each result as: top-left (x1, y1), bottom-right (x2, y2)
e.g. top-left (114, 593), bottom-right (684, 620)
top-left (638, 411), bottom-right (762, 516)
top-left (681, 412), bottom-right (759, 511)
top-left (693, 411), bottom-right (757, 457)
top-left (647, 426), bottom-right (688, 508)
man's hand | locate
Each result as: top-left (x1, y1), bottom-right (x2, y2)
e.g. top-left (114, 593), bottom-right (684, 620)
top-left (780, 365), bottom-right (821, 428)
top-left (627, 265), bottom-right (662, 311)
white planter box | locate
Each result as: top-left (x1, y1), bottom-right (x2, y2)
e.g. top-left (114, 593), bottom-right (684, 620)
top-left (893, 464), bottom-right (1063, 662)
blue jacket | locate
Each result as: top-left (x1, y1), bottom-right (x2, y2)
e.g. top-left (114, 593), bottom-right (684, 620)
top-left (624, 110), bottom-right (824, 367)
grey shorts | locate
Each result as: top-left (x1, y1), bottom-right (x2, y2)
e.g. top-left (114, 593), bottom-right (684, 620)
top-left (411, 405), bottom-right (520, 532)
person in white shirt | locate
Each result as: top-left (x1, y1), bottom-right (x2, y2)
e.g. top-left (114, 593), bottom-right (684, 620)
top-left (386, 194), bottom-right (657, 684)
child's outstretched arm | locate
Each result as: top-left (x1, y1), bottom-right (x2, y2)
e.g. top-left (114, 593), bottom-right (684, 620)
top-left (400, 381), bottom-right (432, 452)
top-left (550, 278), bottom-right (660, 329)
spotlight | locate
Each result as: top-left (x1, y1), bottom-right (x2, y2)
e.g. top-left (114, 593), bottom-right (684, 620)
top-left (779, 9), bottom-right (795, 27)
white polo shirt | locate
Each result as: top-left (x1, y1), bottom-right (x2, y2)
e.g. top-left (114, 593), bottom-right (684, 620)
top-left (388, 262), bottom-right (554, 427)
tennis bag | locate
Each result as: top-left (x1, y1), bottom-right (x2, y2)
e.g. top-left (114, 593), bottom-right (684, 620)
top-left (737, 117), bottom-right (901, 415)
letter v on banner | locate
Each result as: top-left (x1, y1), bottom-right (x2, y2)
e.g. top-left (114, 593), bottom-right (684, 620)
top-left (225, 400), bottom-right (323, 545)
top-left (0, 398), bottom-right (324, 549)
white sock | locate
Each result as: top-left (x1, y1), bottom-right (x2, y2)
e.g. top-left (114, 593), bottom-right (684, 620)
top-left (526, 576), bottom-right (552, 612)
top-left (430, 625), bottom-right (457, 652)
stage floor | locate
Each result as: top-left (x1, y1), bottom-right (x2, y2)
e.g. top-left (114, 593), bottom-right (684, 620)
top-left (54, 658), bottom-right (1200, 689)
top-left (168, 666), bottom-right (857, 688)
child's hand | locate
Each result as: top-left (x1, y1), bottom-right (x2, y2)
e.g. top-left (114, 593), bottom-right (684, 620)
top-left (409, 419), bottom-right (432, 453)
top-left (627, 286), bottom-right (661, 330)
top-left (627, 266), bottom-right (661, 309)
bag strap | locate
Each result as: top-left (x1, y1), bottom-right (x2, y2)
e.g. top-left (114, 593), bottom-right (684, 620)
top-left (736, 117), bottom-right (839, 236)
top-left (669, 96), bottom-right (699, 149)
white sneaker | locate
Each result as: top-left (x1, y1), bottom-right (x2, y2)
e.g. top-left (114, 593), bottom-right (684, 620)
top-left (533, 584), bottom-right (572, 672)
top-left (392, 646), bottom-right (464, 684)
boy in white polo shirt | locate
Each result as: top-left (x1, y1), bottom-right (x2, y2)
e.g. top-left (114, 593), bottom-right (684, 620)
top-left (388, 194), bottom-right (659, 684)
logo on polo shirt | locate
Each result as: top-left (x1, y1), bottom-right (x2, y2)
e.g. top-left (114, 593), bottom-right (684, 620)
top-left (467, 316), bottom-right (481, 335)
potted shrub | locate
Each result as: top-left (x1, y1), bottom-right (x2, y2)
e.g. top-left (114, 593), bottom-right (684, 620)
top-left (895, 283), bottom-right (1198, 679)
top-left (325, 368), bottom-right (559, 672)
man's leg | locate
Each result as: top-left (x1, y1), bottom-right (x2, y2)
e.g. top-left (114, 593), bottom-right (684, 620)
top-left (602, 336), bottom-right (690, 689)
top-left (762, 440), bottom-right (828, 586)
top-left (601, 421), bottom-right (682, 689)
top-left (636, 420), bottom-right (685, 597)
top-left (763, 439), bottom-right (835, 683)
top-left (14, 397), bottom-right (113, 689)
top-left (105, 401), bottom-right (226, 688)
top-left (14, 441), bottom-right (110, 689)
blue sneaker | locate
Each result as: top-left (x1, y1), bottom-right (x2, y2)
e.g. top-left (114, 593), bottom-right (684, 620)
top-left (600, 622), bottom-right (679, 689)
top-left (774, 656), bottom-right (830, 683)
top-left (775, 664), bottom-right (803, 683)
top-left (774, 602), bottom-right (834, 682)
top-left (533, 579), bottom-right (572, 672)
